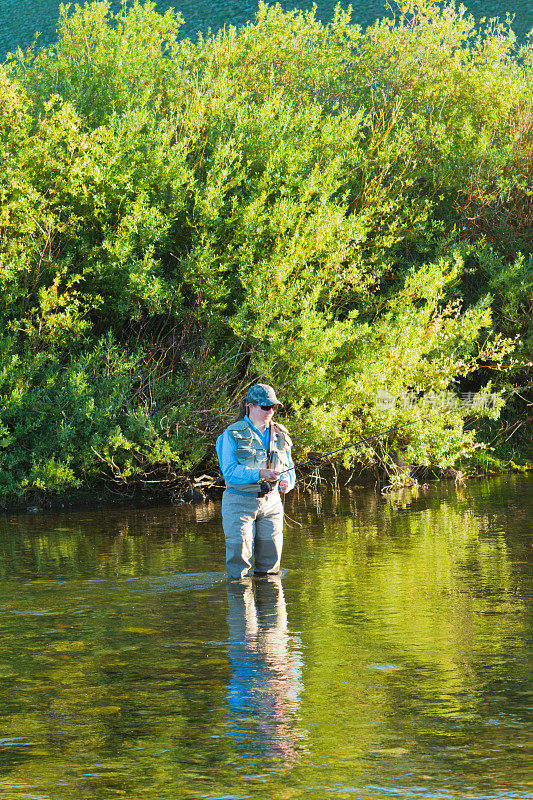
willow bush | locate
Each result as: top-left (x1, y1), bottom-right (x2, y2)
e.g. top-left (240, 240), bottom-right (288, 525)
top-left (0, 0), bottom-right (531, 501)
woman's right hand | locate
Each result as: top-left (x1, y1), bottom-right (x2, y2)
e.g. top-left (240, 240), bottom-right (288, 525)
top-left (259, 468), bottom-right (279, 482)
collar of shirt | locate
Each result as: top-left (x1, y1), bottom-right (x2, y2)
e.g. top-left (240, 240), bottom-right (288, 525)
top-left (244, 414), bottom-right (270, 448)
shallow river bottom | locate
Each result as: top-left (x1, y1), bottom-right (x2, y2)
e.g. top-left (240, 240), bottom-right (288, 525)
top-left (0, 475), bottom-right (532, 799)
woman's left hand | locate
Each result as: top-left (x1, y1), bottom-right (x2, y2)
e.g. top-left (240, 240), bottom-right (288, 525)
top-left (278, 480), bottom-right (289, 494)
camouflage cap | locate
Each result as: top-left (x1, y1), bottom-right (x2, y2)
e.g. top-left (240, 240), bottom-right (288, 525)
top-left (246, 383), bottom-right (283, 406)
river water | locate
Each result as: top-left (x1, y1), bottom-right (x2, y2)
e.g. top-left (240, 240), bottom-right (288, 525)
top-left (1, 0), bottom-right (533, 60)
top-left (0, 475), bottom-right (532, 799)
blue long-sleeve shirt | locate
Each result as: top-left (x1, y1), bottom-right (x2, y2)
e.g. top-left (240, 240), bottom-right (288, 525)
top-left (216, 415), bottom-right (296, 490)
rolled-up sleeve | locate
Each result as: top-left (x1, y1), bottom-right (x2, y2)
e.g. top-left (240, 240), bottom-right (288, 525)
top-left (216, 431), bottom-right (261, 485)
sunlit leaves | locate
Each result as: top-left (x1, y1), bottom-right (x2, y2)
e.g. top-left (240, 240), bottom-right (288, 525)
top-left (0, 0), bottom-right (531, 498)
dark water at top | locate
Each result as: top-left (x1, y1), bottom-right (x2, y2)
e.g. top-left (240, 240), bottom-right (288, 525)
top-left (1, 0), bottom-right (532, 61)
top-left (0, 474), bottom-right (532, 799)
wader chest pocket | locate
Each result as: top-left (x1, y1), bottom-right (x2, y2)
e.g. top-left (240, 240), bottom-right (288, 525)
top-left (235, 446), bottom-right (254, 457)
top-left (235, 445), bottom-right (267, 462)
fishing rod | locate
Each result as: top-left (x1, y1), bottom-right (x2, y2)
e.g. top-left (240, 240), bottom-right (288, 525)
top-left (274, 381), bottom-right (533, 483)
top-left (275, 422), bottom-right (412, 482)
top-left (213, 381), bottom-right (533, 497)
top-left (502, 381), bottom-right (533, 397)
top-left (460, 380), bottom-right (533, 428)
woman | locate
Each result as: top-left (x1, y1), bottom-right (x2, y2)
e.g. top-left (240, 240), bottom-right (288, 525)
top-left (216, 384), bottom-right (296, 580)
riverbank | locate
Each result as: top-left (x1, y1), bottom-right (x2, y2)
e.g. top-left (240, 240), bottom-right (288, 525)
top-left (1, 0), bottom-right (532, 505)
top-left (4, 454), bottom-right (532, 516)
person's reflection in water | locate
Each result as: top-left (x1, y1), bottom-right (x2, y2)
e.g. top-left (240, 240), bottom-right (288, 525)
top-left (226, 575), bottom-right (305, 765)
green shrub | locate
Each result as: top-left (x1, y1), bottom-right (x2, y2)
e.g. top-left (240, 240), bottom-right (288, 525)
top-left (0, 0), bottom-right (531, 500)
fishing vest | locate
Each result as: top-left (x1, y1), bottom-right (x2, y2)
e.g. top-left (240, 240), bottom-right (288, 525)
top-left (225, 418), bottom-right (293, 493)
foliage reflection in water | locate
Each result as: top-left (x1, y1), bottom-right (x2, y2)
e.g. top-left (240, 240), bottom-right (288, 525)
top-left (0, 476), bottom-right (532, 799)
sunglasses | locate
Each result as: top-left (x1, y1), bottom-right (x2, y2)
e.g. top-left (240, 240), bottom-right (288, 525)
top-left (259, 404), bottom-right (276, 411)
